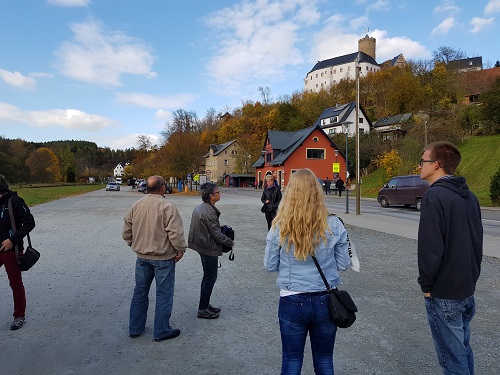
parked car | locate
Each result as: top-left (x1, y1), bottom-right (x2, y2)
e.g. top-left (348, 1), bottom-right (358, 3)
top-left (377, 175), bottom-right (429, 210)
top-left (105, 182), bottom-right (121, 191)
top-left (138, 181), bottom-right (173, 194)
top-left (317, 178), bottom-right (326, 191)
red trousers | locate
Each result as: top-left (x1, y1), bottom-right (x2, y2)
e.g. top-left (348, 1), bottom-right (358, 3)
top-left (0, 250), bottom-right (26, 318)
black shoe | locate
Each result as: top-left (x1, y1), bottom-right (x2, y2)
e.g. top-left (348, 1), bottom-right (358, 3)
top-left (197, 309), bottom-right (219, 319)
top-left (11, 317), bottom-right (25, 331)
top-left (130, 333), bottom-right (141, 338)
top-left (207, 304), bottom-right (221, 314)
top-left (153, 329), bottom-right (181, 342)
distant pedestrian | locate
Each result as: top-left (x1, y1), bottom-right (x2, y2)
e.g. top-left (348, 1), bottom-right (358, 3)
top-left (0, 175), bottom-right (35, 331)
top-left (264, 168), bottom-right (359, 375)
top-left (324, 177), bottom-right (331, 195)
top-left (261, 175), bottom-right (282, 230)
top-left (122, 175), bottom-right (187, 341)
top-left (188, 182), bottom-right (234, 319)
top-left (417, 141), bottom-right (483, 374)
top-left (335, 177), bottom-right (344, 197)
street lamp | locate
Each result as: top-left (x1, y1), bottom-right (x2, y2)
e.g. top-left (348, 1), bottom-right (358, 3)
top-left (342, 122), bottom-right (353, 214)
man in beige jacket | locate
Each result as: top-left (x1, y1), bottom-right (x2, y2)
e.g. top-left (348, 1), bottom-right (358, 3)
top-left (122, 175), bottom-right (186, 341)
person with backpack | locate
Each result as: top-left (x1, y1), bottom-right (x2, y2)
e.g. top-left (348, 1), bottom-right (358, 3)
top-left (261, 175), bottom-right (282, 230)
top-left (0, 175), bottom-right (35, 331)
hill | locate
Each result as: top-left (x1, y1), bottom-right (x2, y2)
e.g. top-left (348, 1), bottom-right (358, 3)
top-left (361, 134), bottom-right (500, 206)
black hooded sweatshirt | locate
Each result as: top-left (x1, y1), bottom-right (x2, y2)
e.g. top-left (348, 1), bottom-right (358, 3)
top-left (0, 190), bottom-right (36, 251)
top-left (417, 176), bottom-right (483, 299)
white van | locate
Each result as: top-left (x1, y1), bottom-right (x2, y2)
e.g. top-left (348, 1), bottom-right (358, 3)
top-left (115, 177), bottom-right (122, 184)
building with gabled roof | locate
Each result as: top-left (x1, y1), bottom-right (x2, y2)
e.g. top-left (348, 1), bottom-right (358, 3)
top-left (313, 102), bottom-right (372, 136)
top-left (252, 124), bottom-right (346, 188)
top-left (204, 140), bottom-right (243, 183)
top-left (373, 113), bottom-right (413, 141)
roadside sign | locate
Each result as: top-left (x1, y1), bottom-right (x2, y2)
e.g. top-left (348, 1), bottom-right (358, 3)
top-left (333, 163), bottom-right (340, 173)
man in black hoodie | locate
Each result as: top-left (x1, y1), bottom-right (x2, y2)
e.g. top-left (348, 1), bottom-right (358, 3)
top-left (0, 175), bottom-right (35, 330)
top-left (417, 142), bottom-right (482, 375)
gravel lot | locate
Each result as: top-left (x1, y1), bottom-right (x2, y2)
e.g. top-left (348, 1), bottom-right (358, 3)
top-left (1, 187), bottom-right (498, 375)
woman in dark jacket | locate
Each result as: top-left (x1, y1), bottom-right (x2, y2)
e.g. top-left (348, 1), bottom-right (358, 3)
top-left (261, 175), bottom-right (282, 230)
top-left (188, 182), bottom-right (234, 319)
top-left (0, 175), bottom-right (35, 331)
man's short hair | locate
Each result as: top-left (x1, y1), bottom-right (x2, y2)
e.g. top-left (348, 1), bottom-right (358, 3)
top-left (0, 175), bottom-right (9, 194)
top-left (146, 176), bottom-right (165, 193)
top-left (200, 182), bottom-right (218, 202)
top-left (426, 141), bottom-right (461, 175)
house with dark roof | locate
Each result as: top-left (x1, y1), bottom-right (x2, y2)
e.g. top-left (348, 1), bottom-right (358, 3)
top-left (313, 102), bottom-right (372, 136)
top-left (448, 57), bottom-right (483, 72)
top-left (204, 140), bottom-right (242, 183)
top-left (380, 53), bottom-right (407, 70)
top-left (458, 67), bottom-right (500, 104)
top-left (252, 125), bottom-right (345, 188)
top-left (373, 113), bottom-right (413, 141)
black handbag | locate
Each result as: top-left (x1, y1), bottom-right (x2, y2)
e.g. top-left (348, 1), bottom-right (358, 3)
top-left (7, 197), bottom-right (40, 271)
top-left (312, 256), bottom-right (357, 328)
top-left (261, 203), bottom-right (267, 213)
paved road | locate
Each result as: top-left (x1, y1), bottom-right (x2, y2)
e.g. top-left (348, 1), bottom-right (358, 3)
top-left (1, 188), bottom-right (498, 375)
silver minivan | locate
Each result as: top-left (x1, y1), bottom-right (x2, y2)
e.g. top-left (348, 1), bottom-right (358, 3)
top-left (377, 175), bottom-right (430, 210)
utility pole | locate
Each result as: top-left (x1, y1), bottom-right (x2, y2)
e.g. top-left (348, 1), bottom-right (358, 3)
top-left (355, 54), bottom-right (361, 215)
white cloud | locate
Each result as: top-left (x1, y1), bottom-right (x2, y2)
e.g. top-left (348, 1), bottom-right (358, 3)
top-left (204, 0), bottom-right (319, 95)
top-left (431, 17), bottom-right (456, 35)
top-left (92, 133), bottom-right (160, 150)
top-left (372, 30), bottom-right (431, 60)
top-left (470, 17), bottom-right (495, 32)
top-left (0, 69), bottom-right (37, 90)
top-left (155, 109), bottom-right (172, 119)
top-left (29, 72), bottom-right (54, 78)
top-left (368, 0), bottom-right (390, 12)
top-left (0, 102), bottom-right (116, 132)
top-left (114, 92), bottom-right (195, 109)
top-left (485, 0), bottom-right (500, 14)
top-left (47, 0), bottom-right (91, 7)
top-left (55, 19), bottom-right (156, 87)
top-left (434, 1), bottom-right (460, 14)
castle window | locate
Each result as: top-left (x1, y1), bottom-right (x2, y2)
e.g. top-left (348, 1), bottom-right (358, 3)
top-left (334, 69), bottom-right (336, 74)
top-left (340, 68), bottom-right (343, 72)
top-left (348, 66), bottom-right (351, 71)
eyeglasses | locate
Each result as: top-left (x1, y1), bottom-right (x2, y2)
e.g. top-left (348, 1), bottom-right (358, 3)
top-left (212, 191), bottom-right (220, 194)
top-left (419, 159), bottom-right (436, 166)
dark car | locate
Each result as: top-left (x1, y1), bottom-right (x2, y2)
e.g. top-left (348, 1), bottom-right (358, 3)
top-left (138, 181), bottom-right (172, 194)
top-left (377, 175), bottom-right (429, 210)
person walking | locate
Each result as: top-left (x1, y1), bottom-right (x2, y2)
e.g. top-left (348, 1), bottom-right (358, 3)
top-left (264, 168), bottom-right (358, 375)
top-left (417, 141), bottom-right (483, 375)
top-left (0, 175), bottom-right (35, 331)
top-left (335, 177), bottom-right (344, 197)
top-left (261, 175), bottom-right (282, 230)
top-left (188, 183), bottom-right (234, 319)
top-left (122, 175), bottom-right (186, 341)
top-left (324, 177), bottom-right (331, 195)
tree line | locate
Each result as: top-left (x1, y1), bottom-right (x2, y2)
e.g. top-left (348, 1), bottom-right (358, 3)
top-left (2, 46), bottom-right (499, 183)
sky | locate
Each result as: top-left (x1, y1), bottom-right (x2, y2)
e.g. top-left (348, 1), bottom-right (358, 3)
top-left (1, 0), bottom-right (499, 150)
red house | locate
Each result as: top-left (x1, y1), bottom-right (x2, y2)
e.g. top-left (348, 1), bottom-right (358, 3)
top-left (253, 124), bottom-right (346, 188)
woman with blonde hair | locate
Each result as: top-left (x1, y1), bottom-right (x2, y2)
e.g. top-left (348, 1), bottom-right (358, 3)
top-left (264, 168), bottom-right (358, 375)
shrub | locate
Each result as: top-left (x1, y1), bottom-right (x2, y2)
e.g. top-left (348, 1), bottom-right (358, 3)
top-left (490, 166), bottom-right (500, 206)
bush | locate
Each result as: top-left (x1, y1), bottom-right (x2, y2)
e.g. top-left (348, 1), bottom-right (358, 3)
top-left (490, 166), bottom-right (500, 206)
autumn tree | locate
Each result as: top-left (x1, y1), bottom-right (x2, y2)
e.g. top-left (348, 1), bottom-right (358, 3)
top-left (25, 147), bottom-right (62, 183)
top-left (375, 149), bottom-right (403, 181)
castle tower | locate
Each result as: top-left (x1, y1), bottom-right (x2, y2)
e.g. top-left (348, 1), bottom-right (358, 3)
top-left (358, 34), bottom-right (376, 61)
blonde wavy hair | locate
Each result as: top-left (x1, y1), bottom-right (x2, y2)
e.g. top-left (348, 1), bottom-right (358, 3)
top-left (272, 168), bottom-right (331, 260)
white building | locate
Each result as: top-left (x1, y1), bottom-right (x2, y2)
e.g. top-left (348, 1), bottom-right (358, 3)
top-left (113, 163), bottom-right (124, 177)
top-left (304, 35), bottom-right (381, 93)
top-left (313, 102), bottom-right (372, 136)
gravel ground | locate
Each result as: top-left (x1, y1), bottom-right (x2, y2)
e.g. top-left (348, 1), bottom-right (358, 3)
top-left (0, 187), bottom-right (498, 375)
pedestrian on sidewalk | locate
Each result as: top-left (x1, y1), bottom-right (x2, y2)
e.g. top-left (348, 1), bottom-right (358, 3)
top-left (0, 175), bottom-right (35, 331)
top-left (324, 177), bottom-right (331, 195)
top-left (188, 182), bottom-right (234, 319)
top-left (335, 177), bottom-right (344, 197)
top-left (417, 141), bottom-right (483, 374)
top-left (264, 168), bottom-right (358, 375)
top-left (122, 175), bottom-right (187, 341)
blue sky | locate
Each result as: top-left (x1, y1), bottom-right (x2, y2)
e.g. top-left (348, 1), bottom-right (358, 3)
top-left (1, 0), bottom-right (499, 149)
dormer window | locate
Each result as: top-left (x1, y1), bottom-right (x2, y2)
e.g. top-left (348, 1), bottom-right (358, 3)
top-left (330, 116), bottom-right (338, 123)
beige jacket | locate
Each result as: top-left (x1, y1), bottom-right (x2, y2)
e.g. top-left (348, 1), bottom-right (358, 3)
top-left (122, 194), bottom-right (186, 260)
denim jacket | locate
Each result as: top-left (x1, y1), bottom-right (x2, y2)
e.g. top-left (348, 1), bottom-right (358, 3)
top-left (264, 215), bottom-right (351, 292)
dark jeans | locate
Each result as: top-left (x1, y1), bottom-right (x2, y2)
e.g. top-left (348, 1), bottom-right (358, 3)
top-left (425, 296), bottom-right (475, 374)
top-left (199, 253), bottom-right (218, 310)
top-left (265, 210), bottom-right (277, 230)
top-left (279, 293), bottom-right (337, 375)
top-left (0, 250), bottom-right (26, 318)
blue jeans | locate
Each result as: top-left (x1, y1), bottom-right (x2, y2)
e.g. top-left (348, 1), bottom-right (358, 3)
top-left (199, 253), bottom-right (218, 310)
top-left (129, 258), bottom-right (176, 339)
top-left (425, 296), bottom-right (475, 375)
top-left (279, 293), bottom-right (337, 375)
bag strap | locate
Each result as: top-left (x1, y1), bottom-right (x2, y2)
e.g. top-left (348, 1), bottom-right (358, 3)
top-left (7, 197), bottom-right (32, 265)
top-left (311, 256), bottom-right (332, 292)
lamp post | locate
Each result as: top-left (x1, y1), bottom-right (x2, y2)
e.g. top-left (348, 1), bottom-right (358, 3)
top-left (424, 120), bottom-right (428, 146)
top-left (342, 122), bottom-right (352, 214)
top-left (355, 53), bottom-right (361, 215)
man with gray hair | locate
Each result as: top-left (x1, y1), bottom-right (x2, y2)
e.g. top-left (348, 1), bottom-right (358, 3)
top-left (188, 182), bottom-right (234, 319)
top-left (123, 175), bottom-right (186, 341)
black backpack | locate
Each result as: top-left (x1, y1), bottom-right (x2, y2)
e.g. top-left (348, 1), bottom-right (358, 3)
top-left (220, 225), bottom-right (234, 253)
